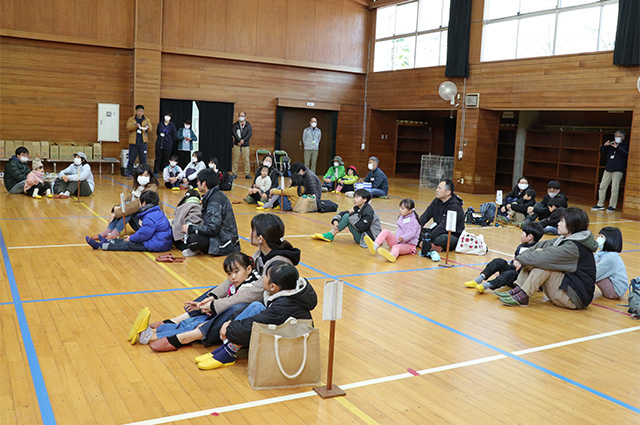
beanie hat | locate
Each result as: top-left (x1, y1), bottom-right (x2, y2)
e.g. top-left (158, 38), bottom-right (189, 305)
top-left (32, 158), bottom-right (43, 170)
top-left (75, 151), bottom-right (88, 161)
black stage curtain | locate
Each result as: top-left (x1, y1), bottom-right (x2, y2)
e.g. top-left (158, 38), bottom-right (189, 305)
top-left (275, 106), bottom-right (284, 149)
top-left (330, 110), bottom-right (339, 160)
top-left (159, 99), bottom-right (193, 156)
top-left (445, 0), bottom-right (472, 78)
top-left (613, 0), bottom-right (640, 66)
top-left (196, 100), bottom-right (235, 171)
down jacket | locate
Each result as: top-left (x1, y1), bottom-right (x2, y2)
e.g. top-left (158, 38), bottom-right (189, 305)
top-left (129, 204), bottom-right (173, 252)
top-left (189, 185), bottom-right (240, 256)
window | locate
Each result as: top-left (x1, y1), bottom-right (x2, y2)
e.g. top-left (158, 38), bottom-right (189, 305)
top-left (482, 0), bottom-right (619, 62)
top-left (374, 0), bottom-right (451, 72)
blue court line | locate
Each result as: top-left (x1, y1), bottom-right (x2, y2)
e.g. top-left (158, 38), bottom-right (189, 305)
top-left (298, 260), bottom-right (640, 415)
top-left (102, 176), bottom-right (176, 210)
top-left (0, 227), bottom-right (56, 423)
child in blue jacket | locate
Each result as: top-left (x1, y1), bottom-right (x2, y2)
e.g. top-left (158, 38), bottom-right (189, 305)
top-left (85, 191), bottom-right (172, 252)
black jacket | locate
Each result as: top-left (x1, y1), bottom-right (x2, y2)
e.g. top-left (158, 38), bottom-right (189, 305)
top-left (601, 141), bottom-right (629, 172)
top-left (540, 207), bottom-right (564, 228)
top-left (336, 202), bottom-right (375, 233)
top-left (155, 122), bottom-right (178, 150)
top-left (303, 169), bottom-right (322, 200)
top-left (226, 277), bottom-right (318, 347)
top-left (232, 121), bottom-right (252, 146)
top-left (509, 197), bottom-right (536, 214)
top-left (503, 184), bottom-right (529, 207)
top-left (189, 186), bottom-right (240, 256)
top-left (534, 191), bottom-right (568, 215)
top-left (419, 194), bottom-right (465, 239)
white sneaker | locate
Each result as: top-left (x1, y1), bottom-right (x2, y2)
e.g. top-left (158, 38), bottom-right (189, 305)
top-left (182, 248), bottom-right (200, 257)
top-left (138, 327), bottom-right (154, 345)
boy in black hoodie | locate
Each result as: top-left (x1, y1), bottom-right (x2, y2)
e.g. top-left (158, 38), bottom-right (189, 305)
top-left (539, 198), bottom-right (565, 235)
top-left (505, 188), bottom-right (536, 225)
top-left (419, 179), bottom-right (465, 252)
top-left (526, 180), bottom-right (568, 223)
top-left (196, 261), bottom-right (317, 370)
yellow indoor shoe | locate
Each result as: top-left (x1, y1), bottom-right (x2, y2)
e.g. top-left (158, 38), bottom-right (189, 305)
top-left (127, 307), bottom-right (149, 341)
top-left (377, 247), bottom-right (397, 263)
top-left (130, 309), bottom-right (151, 345)
top-left (195, 353), bottom-right (213, 364)
top-left (256, 206), bottom-right (267, 211)
top-left (464, 280), bottom-right (478, 288)
top-left (476, 284), bottom-right (485, 294)
top-left (172, 187), bottom-right (180, 192)
top-left (197, 357), bottom-right (236, 370)
top-left (257, 201), bottom-right (264, 206)
top-left (364, 235), bottom-right (376, 255)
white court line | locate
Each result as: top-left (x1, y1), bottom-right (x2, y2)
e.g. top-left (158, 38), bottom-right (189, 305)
top-left (590, 220), bottom-right (635, 224)
top-left (8, 244), bottom-right (87, 250)
top-left (122, 325), bottom-right (640, 425)
top-left (488, 248), bottom-right (513, 257)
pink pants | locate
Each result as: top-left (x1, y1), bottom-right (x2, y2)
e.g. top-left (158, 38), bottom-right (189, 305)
top-left (375, 229), bottom-right (416, 258)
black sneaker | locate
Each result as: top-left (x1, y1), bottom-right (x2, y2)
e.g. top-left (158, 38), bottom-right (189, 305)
top-left (606, 206), bottom-right (615, 213)
top-left (591, 205), bottom-right (604, 211)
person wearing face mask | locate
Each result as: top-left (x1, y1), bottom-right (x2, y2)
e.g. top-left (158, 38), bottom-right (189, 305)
top-left (593, 130), bottom-right (629, 213)
top-left (176, 119), bottom-right (198, 168)
top-left (154, 112), bottom-right (178, 177)
top-left (90, 164), bottom-right (159, 240)
top-left (364, 156), bottom-right (389, 198)
top-left (231, 112), bottom-right (252, 179)
top-left (53, 152), bottom-right (94, 199)
top-left (163, 155), bottom-right (184, 190)
top-left (181, 151), bottom-right (206, 189)
top-left (126, 105), bottom-right (153, 180)
top-left (321, 156), bottom-right (346, 192)
top-left (3, 146), bottom-right (31, 193)
top-left (498, 177), bottom-right (530, 219)
top-left (245, 155), bottom-right (281, 203)
top-left (525, 180), bottom-right (568, 223)
top-left (23, 158), bottom-right (53, 199)
top-left (301, 117), bottom-right (321, 173)
top-left (593, 226), bottom-right (628, 300)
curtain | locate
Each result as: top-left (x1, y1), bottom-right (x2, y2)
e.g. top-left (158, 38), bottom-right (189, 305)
top-left (613, 0), bottom-right (640, 66)
top-left (159, 99), bottom-right (193, 156)
top-left (445, 0), bottom-right (472, 78)
top-left (330, 110), bottom-right (339, 160)
top-left (196, 100), bottom-right (235, 171)
top-left (275, 106), bottom-right (284, 149)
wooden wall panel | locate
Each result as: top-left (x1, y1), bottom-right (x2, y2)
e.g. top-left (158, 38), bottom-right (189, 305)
top-left (194, 0), bottom-right (228, 52)
top-left (367, 110), bottom-right (398, 176)
top-left (314, 1), bottom-right (344, 65)
top-left (0, 37), bottom-right (133, 159)
top-left (133, 49), bottom-right (162, 150)
top-left (622, 108), bottom-right (640, 220)
top-left (136, 0), bottom-right (163, 47)
top-left (256, 0), bottom-right (288, 59)
top-left (340, 2), bottom-right (370, 69)
top-left (286, 0), bottom-right (316, 63)
top-left (225, 0), bottom-right (259, 56)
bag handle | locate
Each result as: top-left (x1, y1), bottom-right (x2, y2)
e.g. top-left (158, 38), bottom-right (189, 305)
top-left (273, 333), bottom-right (309, 379)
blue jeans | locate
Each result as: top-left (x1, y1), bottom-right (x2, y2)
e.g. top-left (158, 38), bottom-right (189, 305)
top-left (127, 143), bottom-right (148, 177)
top-left (107, 213), bottom-right (137, 234)
top-left (371, 188), bottom-right (387, 198)
top-left (233, 301), bottom-right (266, 321)
top-left (102, 239), bottom-right (147, 251)
top-left (200, 302), bottom-right (250, 346)
top-left (543, 225), bottom-right (559, 235)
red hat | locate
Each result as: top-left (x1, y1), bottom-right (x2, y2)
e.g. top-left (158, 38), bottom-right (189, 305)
top-left (347, 165), bottom-right (357, 173)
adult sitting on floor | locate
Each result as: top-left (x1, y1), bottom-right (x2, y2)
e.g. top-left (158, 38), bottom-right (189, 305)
top-left (498, 207), bottom-right (597, 309)
top-left (419, 179), bottom-right (465, 252)
top-left (290, 162), bottom-right (322, 201)
top-left (181, 168), bottom-right (240, 257)
top-left (3, 146), bottom-right (31, 194)
top-left (53, 151), bottom-right (95, 198)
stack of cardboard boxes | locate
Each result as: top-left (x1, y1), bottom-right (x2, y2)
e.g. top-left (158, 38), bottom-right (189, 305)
top-left (1, 141), bottom-right (103, 160)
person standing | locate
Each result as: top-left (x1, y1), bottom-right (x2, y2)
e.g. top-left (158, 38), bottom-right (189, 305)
top-left (176, 118), bottom-right (197, 168)
top-left (231, 111), bottom-right (252, 179)
top-left (592, 130), bottom-right (629, 213)
top-left (301, 117), bottom-right (321, 173)
top-left (126, 105), bottom-right (153, 180)
top-left (154, 112), bottom-right (177, 177)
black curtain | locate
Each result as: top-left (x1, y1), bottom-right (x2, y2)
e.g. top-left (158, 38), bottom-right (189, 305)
top-left (196, 100), bottom-right (235, 171)
top-left (275, 106), bottom-right (284, 149)
top-left (159, 99), bottom-right (193, 156)
top-left (330, 110), bottom-right (339, 159)
top-left (613, 0), bottom-right (640, 66)
top-left (445, 0), bottom-right (472, 78)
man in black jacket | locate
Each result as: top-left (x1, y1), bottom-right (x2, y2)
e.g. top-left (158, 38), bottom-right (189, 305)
top-left (231, 111), bottom-right (253, 179)
top-left (593, 130), bottom-right (629, 212)
top-left (419, 179), bottom-right (465, 251)
top-left (291, 162), bottom-right (322, 200)
top-left (526, 180), bottom-right (568, 223)
top-left (182, 169), bottom-right (240, 257)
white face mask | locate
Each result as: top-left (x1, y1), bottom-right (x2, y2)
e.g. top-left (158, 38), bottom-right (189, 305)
top-left (518, 183), bottom-right (528, 191)
top-left (334, 162), bottom-right (339, 167)
top-left (209, 163), bottom-right (216, 170)
top-left (137, 175), bottom-right (150, 186)
top-left (239, 116), bottom-right (245, 122)
top-left (169, 161), bottom-right (177, 167)
top-left (192, 157), bottom-right (197, 163)
top-left (614, 136), bottom-right (622, 143)
top-left (596, 236), bottom-right (606, 250)
top-left (263, 161), bottom-right (272, 167)
top-left (164, 116), bottom-right (171, 122)
top-left (368, 163), bottom-right (374, 170)
top-left (19, 155), bottom-right (29, 163)
top-left (184, 124), bottom-right (190, 129)
top-left (74, 157), bottom-right (83, 166)
top-left (310, 122), bottom-right (317, 128)
top-left (547, 191), bottom-right (557, 198)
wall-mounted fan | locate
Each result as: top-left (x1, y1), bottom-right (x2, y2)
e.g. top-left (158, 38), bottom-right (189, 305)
top-left (438, 81), bottom-right (458, 106)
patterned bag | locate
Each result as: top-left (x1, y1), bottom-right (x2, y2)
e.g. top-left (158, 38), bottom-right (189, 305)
top-left (454, 230), bottom-right (488, 255)
top-left (354, 179), bottom-right (372, 192)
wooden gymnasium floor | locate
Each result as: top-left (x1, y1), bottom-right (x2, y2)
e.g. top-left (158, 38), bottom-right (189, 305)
top-left (1, 174), bottom-right (639, 425)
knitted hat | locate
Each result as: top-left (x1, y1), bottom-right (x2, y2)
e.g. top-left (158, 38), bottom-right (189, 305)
top-left (332, 156), bottom-right (343, 165)
top-left (32, 158), bottom-right (43, 170)
top-left (75, 151), bottom-right (88, 161)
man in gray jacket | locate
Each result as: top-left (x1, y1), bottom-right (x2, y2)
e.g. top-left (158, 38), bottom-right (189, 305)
top-left (301, 117), bottom-right (321, 173)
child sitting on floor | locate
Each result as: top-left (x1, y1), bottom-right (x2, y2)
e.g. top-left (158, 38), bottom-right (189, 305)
top-left (129, 252), bottom-right (261, 347)
top-left (464, 221), bottom-right (543, 293)
top-left (163, 155), bottom-right (184, 190)
top-left (195, 260), bottom-right (317, 370)
top-left (594, 226), bottom-right (628, 300)
top-left (172, 189), bottom-right (203, 250)
top-left (247, 165), bottom-right (272, 202)
top-left (539, 197), bottom-right (565, 235)
top-left (257, 173), bottom-right (305, 211)
top-left (181, 151), bottom-right (206, 189)
top-left (85, 191), bottom-right (172, 252)
top-left (23, 158), bottom-right (53, 199)
top-left (311, 188), bottom-right (381, 249)
top-left (507, 188), bottom-right (536, 225)
top-left (336, 165), bottom-right (358, 194)
top-left (364, 198), bottom-right (421, 263)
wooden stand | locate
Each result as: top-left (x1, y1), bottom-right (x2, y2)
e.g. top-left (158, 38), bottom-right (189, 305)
top-left (74, 168), bottom-right (82, 203)
top-left (313, 320), bottom-right (346, 399)
top-left (438, 230), bottom-right (453, 268)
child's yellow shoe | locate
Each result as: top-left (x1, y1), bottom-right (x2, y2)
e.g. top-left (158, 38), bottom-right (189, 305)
top-left (197, 357), bottom-right (236, 370)
top-left (256, 206), bottom-right (267, 211)
top-left (257, 201), bottom-right (264, 206)
top-left (464, 280), bottom-right (478, 288)
top-left (130, 309), bottom-right (151, 345)
top-left (172, 187), bottom-right (180, 192)
top-left (195, 353), bottom-right (213, 364)
top-left (476, 284), bottom-right (485, 294)
top-left (377, 247), bottom-right (397, 263)
top-left (33, 194), bottom-right (42, 199)
top-left (364, 235), bottom-right (377, 255)
top-left (127, 307), bottom-right (150, 341)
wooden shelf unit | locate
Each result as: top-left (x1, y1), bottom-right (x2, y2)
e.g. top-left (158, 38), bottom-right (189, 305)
top-left (522, 129), bottom-right (625, 202)
top-left (494, 121), bottom-right (517, 190)
top-left (395, 122), bottom-right (431, 176)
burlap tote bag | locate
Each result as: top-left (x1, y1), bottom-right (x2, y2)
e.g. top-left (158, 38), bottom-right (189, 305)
top-left (248, 318), bottom-right (321, 390)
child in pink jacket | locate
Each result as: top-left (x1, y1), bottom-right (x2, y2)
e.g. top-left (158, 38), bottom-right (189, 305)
top-left (23, 158), bottom-right (52, 199)
top-left (365, 198), bottom-right (421, 263)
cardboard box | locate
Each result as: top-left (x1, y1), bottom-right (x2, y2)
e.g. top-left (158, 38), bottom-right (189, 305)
top-left (93, 143), bottom-right (102, 159)
top-left (49, 144), bottom-right (59, 159)
top-left (0, 141), bottom-right (5, 159)
top-left (60, 145), bottom-right (75, 159)
top-left (5, 141), bottom-right (15, 159)
top-left (29, 141), bottom-right (42, 158)
top-left (40, 141), bottom-right (50, 159)
top-left (84, 145), bottom-right (93, 159)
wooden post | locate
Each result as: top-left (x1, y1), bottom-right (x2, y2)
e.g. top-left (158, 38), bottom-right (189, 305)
top-left (75, 166), bottom-right (82, 203)
top-left (313, 320), bottom-right (345, 398)
top-left (438, 230), bottom-right (454, 268)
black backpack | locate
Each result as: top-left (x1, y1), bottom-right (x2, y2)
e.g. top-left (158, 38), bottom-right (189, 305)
top-left (317, 199), bottom-right (338, 213)
top-left (627, 277), bottom-right (640, 319)
top-left (220, 172), bottom-right (234, 191)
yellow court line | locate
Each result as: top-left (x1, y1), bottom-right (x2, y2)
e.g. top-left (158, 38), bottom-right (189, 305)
top-left (77, 200), bottom-right (203, 297)
top-left (335, 397), bottom-right (382, 425)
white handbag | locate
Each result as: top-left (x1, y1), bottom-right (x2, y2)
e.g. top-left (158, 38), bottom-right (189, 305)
top-left (455, 229), bottom-right (488, 255)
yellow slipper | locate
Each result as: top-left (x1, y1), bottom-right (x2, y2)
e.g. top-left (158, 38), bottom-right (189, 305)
top-left (130, 309), bottom-right (151, 345)
top-left (377, 247), bottom-right (397, 263)
top-left (197, 357), bottom-right (236, 370)
top-left (464, 280), bottom-right (478, 288)
top-left (364, 235), bottom-right (376, 255)
top-left (195, 352), bottom-right (213, 364)
top-left (127, 307), bottom-right (150, 341)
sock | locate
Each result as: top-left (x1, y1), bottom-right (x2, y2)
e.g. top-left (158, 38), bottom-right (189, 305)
top-left (62, 191), bottom-right (70, 197)
top-left (167, 335), bottom-right (185, 349)
top-left (108, 229), bottom-right (120, 238)
top-left (510, 287), bottom-right (528, 302)
top-left (45, 188), bottom-right (52, 197)
top-left (85, 236), bottom-right (100, 250)
top-left (32, 188), bottom-right (40, 198)
top-left (373, 242), bottom-right (379, 251)
top-left (474, 275), bottom-right (484, 284)
top-left (99, 229), bottom-right (110, 238)
top-left (139, 327), bottom-right (153, 345)
top-left (322, 232), bottom-right (335, 241)
top-left (484, 281), bottom-right (494, 289)
top-left (213, 343), bottom-right (238, 364)
top-left (163, 319), bottom-right (175, 324)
